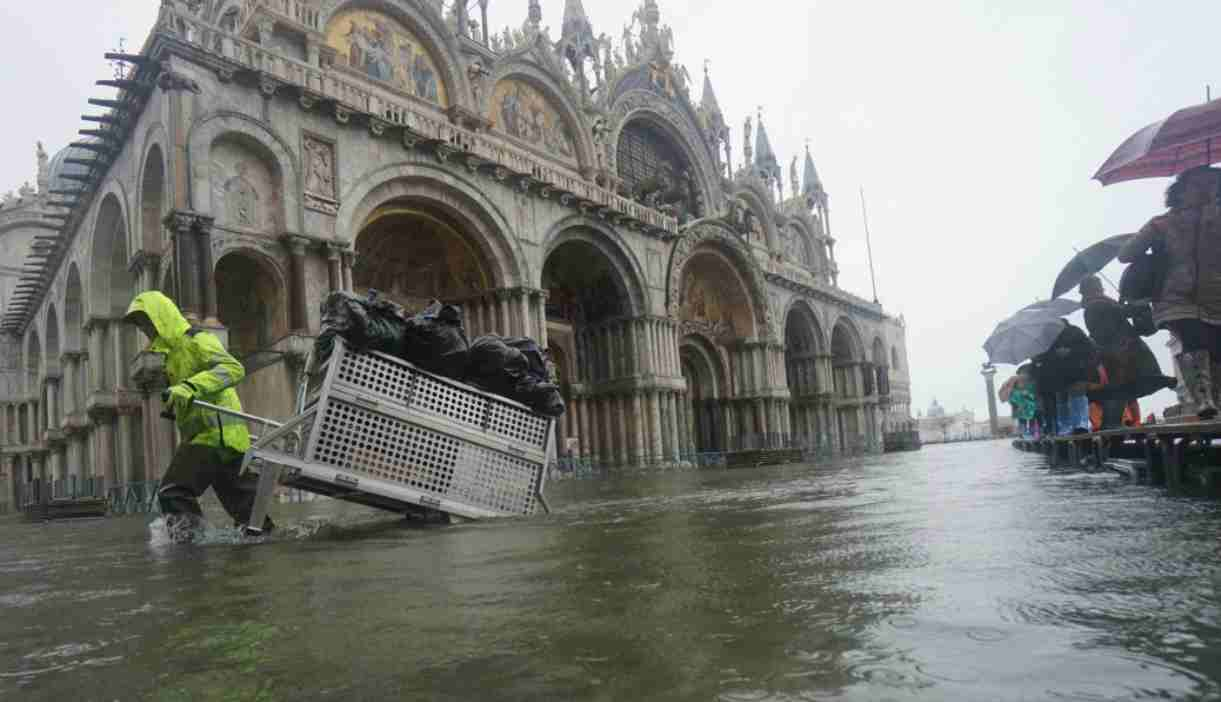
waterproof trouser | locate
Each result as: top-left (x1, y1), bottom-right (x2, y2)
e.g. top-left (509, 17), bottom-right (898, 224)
top-left (1177, 351), bottom-right (1219, 420)
top-left (158, 443), bottom-right (270, 530)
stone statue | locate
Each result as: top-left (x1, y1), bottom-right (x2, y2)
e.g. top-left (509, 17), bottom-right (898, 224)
top-left (622, 24), bottom-right (636, 64)
top-left (743, 116), bottom-right (753, 164)
top-left (790, 156), bottom-right (799, 199)
top-left (19, 182), bottom-right (33, 198)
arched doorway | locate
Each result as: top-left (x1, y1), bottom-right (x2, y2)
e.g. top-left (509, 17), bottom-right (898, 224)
top-left (140, 145), bottom-right (165, 259)
top-left (831, 320), bottom-right (864, 453)
top-left (215, 250), bottom-right (291, 423)
top-left (353, 203), bottom-right (492, 320)
top-left (91, 194), bottom-right (136, 391)
top-left (542, 236), bottom-right (636, 465)
top-left (680, 335), bottom-right (725, 453)
top-left (785, 303), bottom-right (824, 452)
top-left (44, 306), bottom-right (61, 435)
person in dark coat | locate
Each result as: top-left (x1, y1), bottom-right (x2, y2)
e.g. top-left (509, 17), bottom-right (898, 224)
top-left (1118, 166), bottom-right (1221, 419)
top-left (1078, 276), bottom-right (1176, 429)
top-left (1031, 321), bottom-right (1099, 435)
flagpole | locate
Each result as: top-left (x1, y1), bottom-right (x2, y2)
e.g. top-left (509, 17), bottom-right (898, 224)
top-left (860, 187), bottom-right (880, 304)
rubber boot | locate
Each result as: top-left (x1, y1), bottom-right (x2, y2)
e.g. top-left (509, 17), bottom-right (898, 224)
top-left (1178, 351), bottom-right (1219, 420)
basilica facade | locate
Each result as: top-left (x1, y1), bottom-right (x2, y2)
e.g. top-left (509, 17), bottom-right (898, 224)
top-left (0, 0), bottom-right (912, 508)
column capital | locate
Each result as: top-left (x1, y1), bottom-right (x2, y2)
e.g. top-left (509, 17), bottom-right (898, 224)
top-left (128, 250), bottom-right (163, 276)
top-left (281, 234), bottom-right (312, 256)
top-left (323, 241), bottom-right (345, 261)
top-left (83, 315), bottom-right (114, 333)
top-left (163, 210), bottom-right (214, 236)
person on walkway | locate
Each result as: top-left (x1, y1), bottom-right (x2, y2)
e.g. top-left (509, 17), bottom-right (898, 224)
top-left (1119, 166), bottom-right (1221, 420)
top-left (999, 365), bottom-right (1040, 438)
top-left (123, 291), bottom-right (270, 541)
top-left (1078, 275), bottom-right (1174, 429)
top-left (1032, 321), bottom-right (1098, 436)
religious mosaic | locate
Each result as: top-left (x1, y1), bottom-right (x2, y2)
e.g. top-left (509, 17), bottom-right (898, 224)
top-left (490, 79), bottom-right (576, 160)
top-left (325, 9), bottom-right (447, 106)
top-left (681, 272), bottom-right (734, 338)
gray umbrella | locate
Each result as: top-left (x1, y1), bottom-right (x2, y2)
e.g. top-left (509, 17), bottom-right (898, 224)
top-left (984, 301), bottom-right (1080, 365)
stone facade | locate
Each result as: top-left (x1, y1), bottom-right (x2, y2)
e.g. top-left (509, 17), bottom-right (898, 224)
top-left (0, 0), bottom-right (913, 508)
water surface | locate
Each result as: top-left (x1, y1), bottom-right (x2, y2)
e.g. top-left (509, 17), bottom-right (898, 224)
top-left (3, 440), bottom-right (1221, 701)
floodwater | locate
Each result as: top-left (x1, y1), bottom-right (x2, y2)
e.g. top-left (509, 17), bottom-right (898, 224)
top-left (4, 441), bottom-right (1221, 701)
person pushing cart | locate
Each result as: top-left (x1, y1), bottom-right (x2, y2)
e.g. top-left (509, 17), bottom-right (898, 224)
top-left (123, 291), bottom-right (272, 542)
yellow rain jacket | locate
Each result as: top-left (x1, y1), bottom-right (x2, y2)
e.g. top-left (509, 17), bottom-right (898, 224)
top-left (125, 292), bottom-right (250, 454)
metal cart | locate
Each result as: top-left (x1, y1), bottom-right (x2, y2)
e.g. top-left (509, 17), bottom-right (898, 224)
top-left (195, 337), bottom-right (554, 534)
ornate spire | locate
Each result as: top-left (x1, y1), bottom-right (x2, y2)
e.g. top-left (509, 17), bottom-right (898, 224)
top-left (700, 61), bottom-right (722, 119)
top-left (562, 0), bottom-right (593, 38)
top-left (754, 108), bottom-right (779, 177)
top-left (527, 0), bottom-right (542, 31)
top-left (802, 141), bottom-right (822, 198)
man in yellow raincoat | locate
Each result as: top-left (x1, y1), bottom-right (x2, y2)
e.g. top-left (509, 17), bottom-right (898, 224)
top-left (124, 291), bottom-right (272, 539)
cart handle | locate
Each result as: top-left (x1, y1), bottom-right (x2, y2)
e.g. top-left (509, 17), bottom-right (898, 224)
top-left (190, 399), bottom-right (284, 429)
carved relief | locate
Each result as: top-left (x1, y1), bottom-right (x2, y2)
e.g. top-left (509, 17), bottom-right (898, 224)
top-left (490, 79), bottom-right (577, 160)
top-left (325, 9), bottom-right (447, 106)
top-left (303, 134), bottom-right (338, 215)
top-left (210, 138), bottom-right (280, 232)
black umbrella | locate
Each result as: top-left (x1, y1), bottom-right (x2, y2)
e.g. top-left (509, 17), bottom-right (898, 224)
top-left (1051, 233), bottom-right (1133, 300)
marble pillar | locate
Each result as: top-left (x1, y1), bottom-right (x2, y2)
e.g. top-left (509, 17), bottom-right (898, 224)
top-left (631, 393), bottom-right (645, 466)
top-left (87, 320), bottom-right (107, 392)
top-left (285, 236), bottom-right (311, 332)
top-left (116, 411), bottom-right (135, 485)
top-left (95, 416), bottom-right (116, 491)
top-left (325, 244), bottom-right (342, 292)
top-left (648, 391), bottom-right (663, 462)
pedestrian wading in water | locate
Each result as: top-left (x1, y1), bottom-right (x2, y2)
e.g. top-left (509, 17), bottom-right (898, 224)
top-left (1119, 166), bottom-right (1221, 420)
top-left (124, 291), bottom-right (272, 542)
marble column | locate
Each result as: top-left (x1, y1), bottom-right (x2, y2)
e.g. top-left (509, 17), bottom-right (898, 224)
top-left (166, 211), bottom-right (204, 321)
top-left (611, 394), bottom-right (625, 467)
top-left (45, 379), bottom-right (60, 432)
top-left (578, 396), bottom-right (592, 458)
top-left (631, 393), bottom-right (645, 466)
top-left (87, 320), bottom-right (107, 393)
top-left (647, 391), bottom-right (663, 462)
top-left (325, 244), bottom-right (343, 292)
top-left (116, 411), bottom-right (136, 485)
top-left (94, 414), bottom-right (116, 491)
top-left (285, 236), bottom-right (311, 332)
top-left (341, 249), bottom-right (356, 292)
top-left (197, 219), bottom-right (218, 324)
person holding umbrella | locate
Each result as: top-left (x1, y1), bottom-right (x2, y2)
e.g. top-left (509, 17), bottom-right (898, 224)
top-left (1078, 275), bottom-right (1176, 428)
top-left (1118, 166), bottom-right (1221, 420)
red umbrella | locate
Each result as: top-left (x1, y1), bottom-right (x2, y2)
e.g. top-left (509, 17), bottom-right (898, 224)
top-left (1094, 98), bottom-right (1221, 185)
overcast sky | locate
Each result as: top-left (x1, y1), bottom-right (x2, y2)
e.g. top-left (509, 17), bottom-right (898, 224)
top-left (1, 1), bottom-right (1217, 420)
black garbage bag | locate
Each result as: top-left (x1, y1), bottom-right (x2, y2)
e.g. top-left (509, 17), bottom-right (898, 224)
top-left (467, 335), bottom-right (565, 417)
top-left (315, 290), bottom-right (410, 361)
top-left (400, 300), bottom-right (470, 379)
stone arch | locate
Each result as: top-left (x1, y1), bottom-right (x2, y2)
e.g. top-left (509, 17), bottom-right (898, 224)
top-left (831, 316), bottom-right (865, 363)
top-left (25, 328), bottom-right (40, 396)
top-left (188, 112), bottom-right (302, 232)
top-left (138, 140), bottom-right (168, 252)
top-left (540, 215), bottom-right (650, 317)
top-left (338, 163), bottom-right (527, 288)
top-left (89, 193), bottom-right (136, 318)
top-left (214, 248), bottom-right (290, 356)
top-left (609, 91), bottom-right (722, 220)
top-left (44, 305), bottom-right (60, 374)
top-left (63, 263), bottom-right (83, 353)
top-left (681, 332), bottom-right (728, 452)
top-left (731, 184), bottom-right (779, 252)
top-left (320, 0), bottom-right (471, 110)
top-left (666, 221), bottom-right (772, 341)
top-left (485, 62), bottom-right (595, 172)
top-left (785, 218), bottom-right (816, 269)
top-left (784, 300), bottom-right (824, 393)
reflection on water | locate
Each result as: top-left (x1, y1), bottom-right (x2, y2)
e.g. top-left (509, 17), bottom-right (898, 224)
top-left (3, 440), bottom-right (1221, 701)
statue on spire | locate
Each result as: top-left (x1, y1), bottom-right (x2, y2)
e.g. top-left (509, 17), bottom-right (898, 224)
top-left (743, 115), bottom-right (753, 167)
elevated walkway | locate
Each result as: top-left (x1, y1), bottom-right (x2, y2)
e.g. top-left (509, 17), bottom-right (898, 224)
top-left (1012, 421), bottom-right (1221, 493)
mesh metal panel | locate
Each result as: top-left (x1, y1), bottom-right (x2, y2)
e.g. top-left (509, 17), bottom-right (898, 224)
top-left (331, 344), bottom-right (550, 451)
top-left (308, 398), bottom-right (541, 516)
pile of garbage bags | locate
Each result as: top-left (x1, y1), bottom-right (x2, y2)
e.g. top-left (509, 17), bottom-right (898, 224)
top-left (316, 291), bottom-right (565, 417)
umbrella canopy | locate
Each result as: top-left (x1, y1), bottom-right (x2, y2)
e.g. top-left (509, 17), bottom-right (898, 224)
top-left (984, 301), bottom-right (1078, 365)
top-left (1051, 234), bottom-right (1133, 299)
top-left (1094, 99), bottom-right (1221, 185)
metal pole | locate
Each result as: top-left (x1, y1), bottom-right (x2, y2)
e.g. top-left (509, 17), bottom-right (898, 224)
top-left (859, 187), bottom-right (879, 304)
